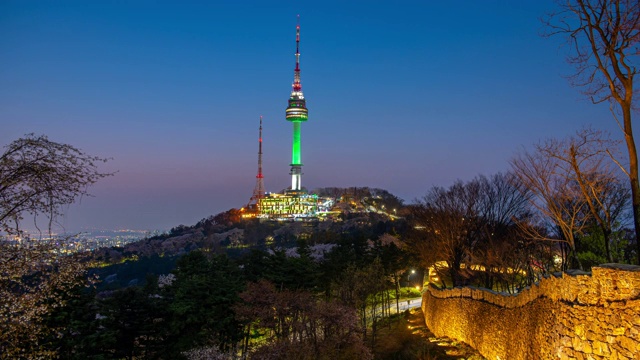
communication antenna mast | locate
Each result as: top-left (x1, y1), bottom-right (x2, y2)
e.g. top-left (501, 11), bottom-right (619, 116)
top-left (248, 115), bottom-right (265, 207)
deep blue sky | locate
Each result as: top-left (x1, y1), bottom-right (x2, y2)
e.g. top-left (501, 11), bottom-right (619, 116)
top-left (1, 1), bottom-right (632, 231)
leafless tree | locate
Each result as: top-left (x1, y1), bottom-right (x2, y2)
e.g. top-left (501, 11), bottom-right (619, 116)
top-left (511, 128), bottom-right (630, 269)
top-left (545, 128), bottom-right (629, 262)
top-left (544, 0), bottom-right (640, 263)
top-left (0, 134), bottom-right (111, 358)
top-left (408, 174), bottom-right (543, 289)
top-left (511, 144), bottom-right (590, 269)
top-left (1, 134), bottom-right (112, 236)
top-left (409, 182), bottom-right (478, 287)
top-left (472, 174), bottom-right (542, 291)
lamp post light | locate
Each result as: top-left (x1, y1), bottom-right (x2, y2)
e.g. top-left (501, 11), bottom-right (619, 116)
top-left (408, 269), bottom-right (415, 286)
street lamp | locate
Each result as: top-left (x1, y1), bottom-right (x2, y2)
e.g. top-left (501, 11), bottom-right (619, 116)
top-left (408, 269), bottom-right (415, 286)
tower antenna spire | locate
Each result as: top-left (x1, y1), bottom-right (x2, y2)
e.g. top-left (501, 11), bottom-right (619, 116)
top-left (293, 15), bottom-right (302, 93)
top-left (248, 115), bottom-right (265, 207)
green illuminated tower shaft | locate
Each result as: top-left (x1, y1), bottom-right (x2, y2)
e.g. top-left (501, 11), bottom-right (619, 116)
top-left (285, 17), bottom-right (308, 191)
top-left (291, 122), bottom-right (301, 165)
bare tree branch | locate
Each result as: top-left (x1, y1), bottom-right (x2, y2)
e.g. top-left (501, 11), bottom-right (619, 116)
top-left (544, 0), bottom-right (640, 264)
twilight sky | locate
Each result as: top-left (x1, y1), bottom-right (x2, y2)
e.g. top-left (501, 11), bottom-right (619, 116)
top-left (1, 1), bottom-right (634, 231)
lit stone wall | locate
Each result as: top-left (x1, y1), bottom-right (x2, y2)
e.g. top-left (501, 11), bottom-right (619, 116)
top-left (421, 264), bottom-right (640, 360)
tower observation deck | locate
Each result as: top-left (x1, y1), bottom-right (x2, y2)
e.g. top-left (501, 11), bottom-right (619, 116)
top-left (286, 16), bottom-right (308, 192)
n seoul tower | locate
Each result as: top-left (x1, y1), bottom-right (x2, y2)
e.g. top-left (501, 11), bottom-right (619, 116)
top-left (285, 16), bottom-right (308, 192)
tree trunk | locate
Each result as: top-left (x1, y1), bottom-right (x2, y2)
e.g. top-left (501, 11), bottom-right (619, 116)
top-left (570, 242), bottom-right (583, 270)
top-left (394, 274), bottom-right (399, 314)
top-left (449, 265), bottom-right (458, 288)
top-left (561, 242), bottom-right (568, 271)
top-left (361, 303), bottom-right (367, 340)
top-left (387, 290), bottom-right (392, 330)
top-left (603, 227), bottom-right (612, 263)
top-left (242, 324), bottom-right (251, 358)
top-left (622, 103), bottom-right (640, 265)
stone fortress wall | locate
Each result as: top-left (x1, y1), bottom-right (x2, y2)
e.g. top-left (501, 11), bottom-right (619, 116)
top-left (421, 264), bottom-right (640, 360)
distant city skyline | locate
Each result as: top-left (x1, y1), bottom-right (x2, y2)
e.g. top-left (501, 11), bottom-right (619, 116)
top-left (2, 1), bottom-right (635, 231)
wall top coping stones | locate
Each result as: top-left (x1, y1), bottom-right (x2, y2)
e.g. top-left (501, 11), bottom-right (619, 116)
top-left (597, 263), bottom-right (640, 272)
top-left (564, 269), bottom-right (591, 276)
top-left (427, 263), bottom-right (640, 308)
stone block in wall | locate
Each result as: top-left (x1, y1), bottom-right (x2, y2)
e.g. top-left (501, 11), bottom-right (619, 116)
top-left (611, 343), bottom-right (636, 360)
top-left (593, 264), bottom-right (640, 302)
top-left (461, 287), bottom-right (471, 298)
top-left (616, 335), bottom-right (640, 354)
top-left (591, 340), bottom-right (610, 356)
top-left (524, 287), bottom-right (536, 304)
top-left (630, 309), bottom-right (640, 327)
top-left (612, 349), bottom-right (629, 360)
top-left (539, 276), bottom-right (557, 301)
top-left (470, 287), bottom-right (483, 301)
top-left (574, 323), bottom-right (587, 340)
top-left (612, 327), bottom-right (626, 336)
top-left (451, 287), bottom-right (461, 298)
top-left (555, 270), bottom-right (600, 304)
top-left (500, 294), bottom-right (510, 308)
top-left (562, 347), bottom-right (574, 359)
top-left (516, 293), bottom-right (525, 307)
top-left (504, 294), bottom-right (514, 308)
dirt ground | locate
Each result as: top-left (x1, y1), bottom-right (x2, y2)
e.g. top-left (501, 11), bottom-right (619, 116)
top-left (372, 308), bottom-right (485, 360)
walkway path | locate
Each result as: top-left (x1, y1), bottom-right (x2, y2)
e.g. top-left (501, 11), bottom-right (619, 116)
top-left (372, 297), bottom-right (422, 318)
top-left (398, 296), bottom-right (422, 311)
top-left (373, 307), bottom-right (485, 360)
top-left (407, 308), bottom-right (485, 359)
